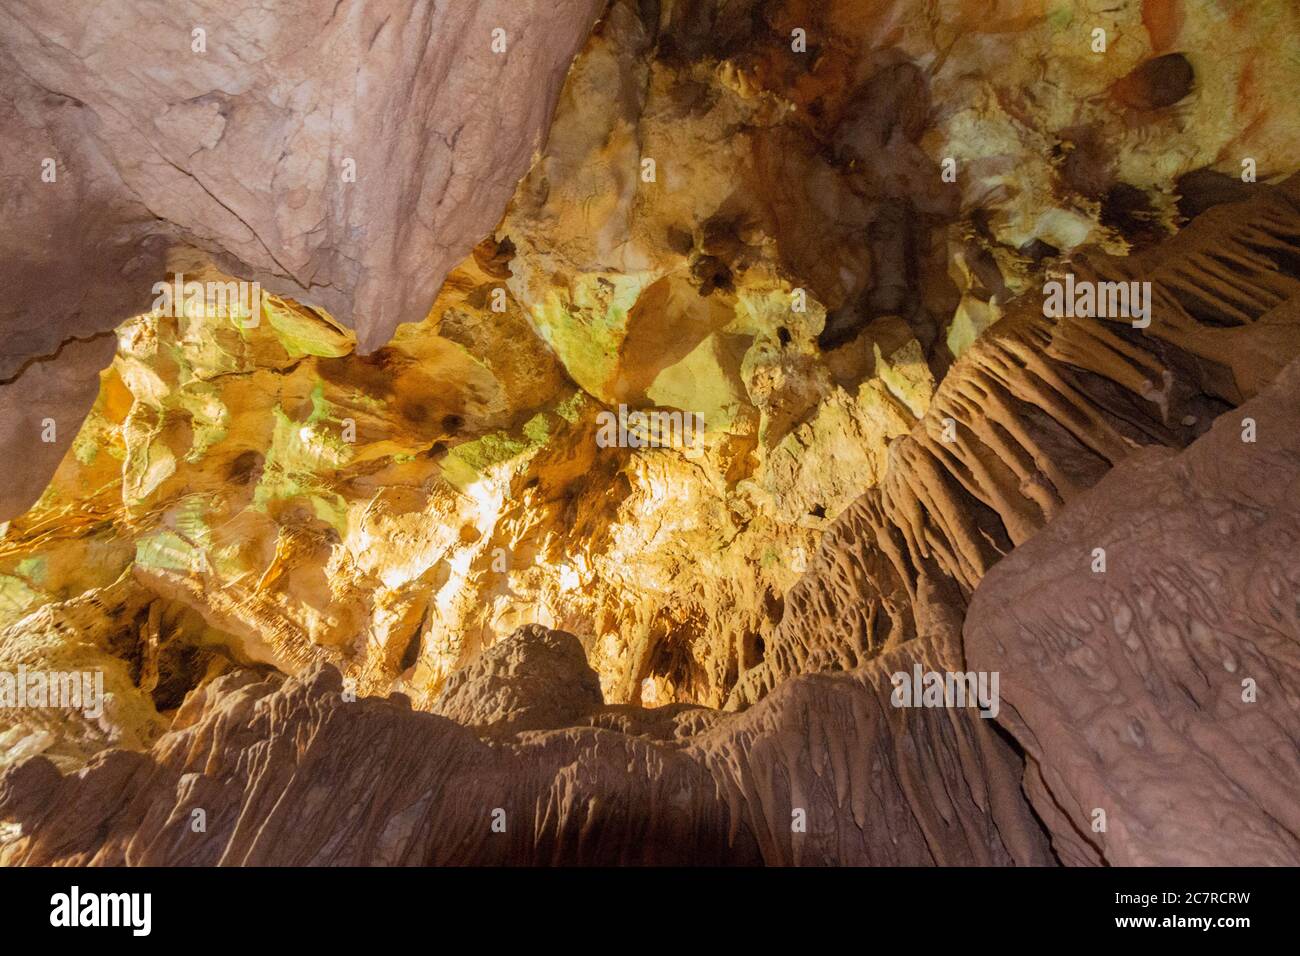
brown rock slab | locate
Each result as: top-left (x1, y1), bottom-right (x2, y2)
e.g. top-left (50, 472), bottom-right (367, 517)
top-left (965, 357), bottom-right (1300, 865)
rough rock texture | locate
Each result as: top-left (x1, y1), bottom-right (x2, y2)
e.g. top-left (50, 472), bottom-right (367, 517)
top-left (431, 624), bottom-right (603, 734)
top-left (0, 569), bottom-right (238, 775)
top-left (6, 0), bottom-right (1300, 717)
top-left (0, 623), bottom-right (1051, 866)
top-left (731, 173), bottom-right (1300, 707)
top-left (965, 356), bottom-right (1300, 866)
top-left (3, 0), bottom-right (1300, 868)
top-left (0, 0), bottom-right (602, 520)
top-left (691, 630), bottom-right (1051, 865)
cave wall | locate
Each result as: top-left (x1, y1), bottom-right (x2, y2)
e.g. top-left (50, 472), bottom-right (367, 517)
top-left (2, 0), bottom-right (1300, 867)
top-left (737, 174), bottom-right (1300, 707)
top-left (966, 357), bottom-right (1300, 866)
top-left (0, 625), bottom-right (1050, 866)
top-left (5, 187), bottom-right (1299, 865)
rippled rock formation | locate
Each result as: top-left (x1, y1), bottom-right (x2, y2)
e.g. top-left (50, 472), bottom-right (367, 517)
top-left (738, 175), bottom-right (1300, 707)
top-left (1, 624), bottom-right (1051, 866)
top-left (6, 181), bottom-right (1298, 864)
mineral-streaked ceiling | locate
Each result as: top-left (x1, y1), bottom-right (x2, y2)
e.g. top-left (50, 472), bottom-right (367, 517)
top-left (1, 0), bottom-right (1299, 867)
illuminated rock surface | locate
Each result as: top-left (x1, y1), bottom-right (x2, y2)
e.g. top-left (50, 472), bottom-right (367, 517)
top-left (0, 0), bottom-right (603, 518)
top-left (2, 0), bottom-right (1300, 865)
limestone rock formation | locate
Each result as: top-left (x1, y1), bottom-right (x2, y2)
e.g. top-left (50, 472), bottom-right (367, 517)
top-left (2, 0), bottom-right (1300, 868)
top-left (0, 625), bottom-right (1050, 866)
top-left (432, 624), bottom-right (604, 733)
top-left (0, 336), bottom-right (118, 528)
top-left (965, 357), bottom-right (1300, 866)
top-left (734, 173), bottom-right (1300, 707)
top-left (0, 0), bottom-right (602, 519)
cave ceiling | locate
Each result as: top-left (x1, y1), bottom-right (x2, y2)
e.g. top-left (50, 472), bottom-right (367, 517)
top-left (0, 0), bottom-right (1298, 873)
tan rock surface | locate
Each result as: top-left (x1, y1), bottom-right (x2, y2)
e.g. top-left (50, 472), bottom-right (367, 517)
top-left (733, 173), bottom-right (1300, 707)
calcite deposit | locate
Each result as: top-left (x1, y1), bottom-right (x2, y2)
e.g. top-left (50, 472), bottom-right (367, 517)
top-left (2, 0), bottom-right (1299, 867)
top-left (965, 357), bottom-right (1300, 866)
